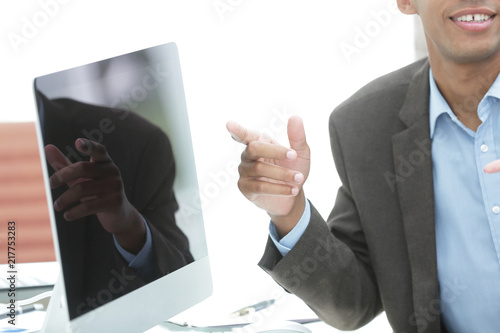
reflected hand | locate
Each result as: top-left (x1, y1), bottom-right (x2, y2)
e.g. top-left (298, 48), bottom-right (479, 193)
top-left (226, 115), bottom-right (310, 237)
top-left (45, 138), bottom-right (145, 253)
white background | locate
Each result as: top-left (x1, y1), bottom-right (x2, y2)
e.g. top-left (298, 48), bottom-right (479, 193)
top-left (1, 1), bottom-right (420, 331)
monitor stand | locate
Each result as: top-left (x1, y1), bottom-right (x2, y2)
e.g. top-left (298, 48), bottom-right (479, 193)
top-left (41, 275), bottom-right (71, 332)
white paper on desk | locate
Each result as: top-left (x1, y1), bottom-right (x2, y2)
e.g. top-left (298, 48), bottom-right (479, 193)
top-left (168, 291), bottom-right (318, 329)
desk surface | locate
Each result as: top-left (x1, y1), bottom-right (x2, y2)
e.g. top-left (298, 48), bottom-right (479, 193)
top-left (0, 293), bottom-right (391, 333)
top-left (146, 286), bottom-right (392, 333)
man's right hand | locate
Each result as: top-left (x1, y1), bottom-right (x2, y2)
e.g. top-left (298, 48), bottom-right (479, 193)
top-left (226, 115), bottom-right (310, 238)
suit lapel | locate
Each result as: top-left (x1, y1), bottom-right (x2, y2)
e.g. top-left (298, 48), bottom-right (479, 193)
top-left (392, 61), bottom-right (441, 333)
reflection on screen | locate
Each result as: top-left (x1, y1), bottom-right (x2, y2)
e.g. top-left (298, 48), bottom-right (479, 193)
top-left (34, 45), bottom-right (207, 320)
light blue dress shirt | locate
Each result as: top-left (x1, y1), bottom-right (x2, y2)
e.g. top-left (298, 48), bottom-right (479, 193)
top-left (429, 70), bottom-right (500, 332)
top-left (269, 198), bottom-right (310, 255)
top-left (270, 70), bottom-right (500, 332)
top-left (113, 218), bottom-right (155, 280)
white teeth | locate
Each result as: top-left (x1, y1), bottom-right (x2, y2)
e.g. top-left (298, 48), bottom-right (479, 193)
top-left (453, 13), bottom-right (491, 22)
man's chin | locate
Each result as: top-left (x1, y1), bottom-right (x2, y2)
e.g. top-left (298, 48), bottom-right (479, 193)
top-left (438, 42), bottom-right (500, 64)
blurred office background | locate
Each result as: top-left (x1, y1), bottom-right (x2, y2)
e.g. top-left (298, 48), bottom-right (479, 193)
top-left (0, 1), bottom-right (425, 331)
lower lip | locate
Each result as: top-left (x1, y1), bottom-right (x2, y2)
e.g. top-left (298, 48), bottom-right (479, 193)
top-left (451, 16), bottom-right (495, 32)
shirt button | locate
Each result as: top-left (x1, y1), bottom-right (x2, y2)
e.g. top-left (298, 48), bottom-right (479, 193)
top-left (481, 144), bottom-right (489, 153)
top-left (493, 206), bottom-right (500, 214)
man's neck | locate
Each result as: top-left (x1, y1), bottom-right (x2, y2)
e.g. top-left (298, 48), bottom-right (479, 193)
top-left (429, 51), bottom-right (500, 131)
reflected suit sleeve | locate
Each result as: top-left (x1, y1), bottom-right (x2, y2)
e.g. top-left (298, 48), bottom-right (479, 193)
top-left (130, 123), bottom-right (194, 278)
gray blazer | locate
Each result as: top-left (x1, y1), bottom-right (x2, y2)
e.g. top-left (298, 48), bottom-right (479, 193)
top-left (259, 59), bottom-right (447, 333)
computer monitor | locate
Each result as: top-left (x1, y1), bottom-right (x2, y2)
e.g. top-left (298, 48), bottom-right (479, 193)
top-left (33, 42), bottom-right (212, 332)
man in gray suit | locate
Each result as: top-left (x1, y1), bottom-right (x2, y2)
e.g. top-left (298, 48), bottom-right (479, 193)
top-left (227, 1), bottom-right (500, 332)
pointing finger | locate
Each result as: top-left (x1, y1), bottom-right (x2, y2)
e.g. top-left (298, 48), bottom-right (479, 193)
top-left (75, 138), bottom-right (112, 163)
top-left (226, 121), bottom-right (263, 145)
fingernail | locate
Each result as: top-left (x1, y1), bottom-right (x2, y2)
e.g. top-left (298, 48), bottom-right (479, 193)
top-left (54, 200), bottom-right (60, 211)
top-left (286, 150), bottom-right (297, 160)
top-left (78, 138), bottom-right (90, 152)
top-left (291, 187), bottom-right (298, 195)
top-left (294, 173), bottom-right (304, 184)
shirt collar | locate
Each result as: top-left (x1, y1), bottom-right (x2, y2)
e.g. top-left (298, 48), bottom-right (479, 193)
top-left (429, 68), bottom-right (500, 138)
top-left (481, 73), bottom-right (500, 120)
top-left (484, 72), bottom-right (500, 100)
top-left (429, 69), bottom-right (454, 139)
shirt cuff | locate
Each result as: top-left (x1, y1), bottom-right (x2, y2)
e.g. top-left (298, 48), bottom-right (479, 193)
top-left (269, 198), bottom-right (311, 257)
top-left (114, 216), bottom-right (154, 271)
